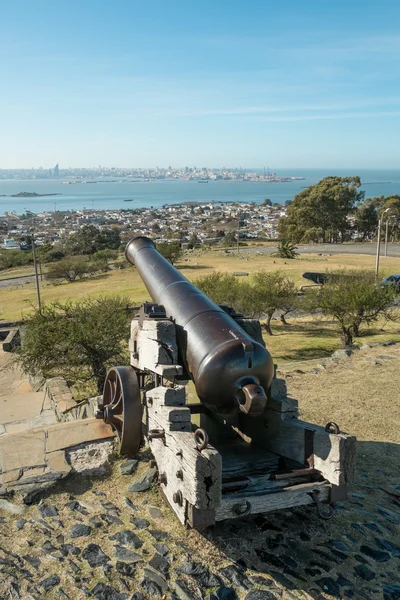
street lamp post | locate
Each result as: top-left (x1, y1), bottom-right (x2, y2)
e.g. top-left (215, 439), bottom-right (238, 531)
top-left (31, 232), bottom-right (42, 313)
top-left (384, 215), bottom-right (396, 257)
top-left (375, 208), bottom-right (391, 281)
top-left (237, 211), bottom-right (240, 254)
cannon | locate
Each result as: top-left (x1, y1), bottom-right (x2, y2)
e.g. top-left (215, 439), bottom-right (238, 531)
top-left (125, 236), bottom-right (274, 417)
top-left (97, 237), bottom-right (356, 529)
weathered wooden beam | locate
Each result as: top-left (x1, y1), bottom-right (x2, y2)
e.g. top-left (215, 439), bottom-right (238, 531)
top-left (240, 411), bottom-right (356, 487)
top-left (145, 387), bottom-right (222, 516)
top-left (130, 318), bottom-right (182, 378)
top-left (216, 480), bottom-right (330, 521)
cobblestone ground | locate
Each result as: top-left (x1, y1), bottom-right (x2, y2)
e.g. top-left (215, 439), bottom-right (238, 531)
top-left (0, 449), bottom-right (399, 600)
top-left (1, 345), bottom-right (400, 600)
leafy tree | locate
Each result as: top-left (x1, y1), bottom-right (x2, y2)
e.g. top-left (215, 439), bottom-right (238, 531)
top-left (42, 247), bottom-right (66, 262)
top-left (278, 176), bottom-right (364, 243)
top-left (273, 240), bottom-right (299, 259)
top-left (245, 271), bottom-right (298, 334)
top-left (379, 195), bottom-right (400, 241)
top-left (187, 233), bottom-right (199, 249)
top-left (196, 272), bottom-right (242, 310)
top-left (87, 257), bottom-right (109, 275)
top-left (301, 227), bottom-right (325, 243)
top-left (17, 296), bottom-right (131, 393)
top-left (353, 202), bottom-right (378, 240)
top-left (64, 225), bottom-right (121, 255)
top-left (197, 270), bottom-right (298, 334)
top-left (46, 256), bottom-right (89, 282)
top-left (64, 225), bottom-right (101, 255)
top-left (262, 198), bottom-right (272, 206)
top-left (221, 231), bottom-right (237, 247)
top-left (92, 249), bottom-right (118, 261)
top-left (156, 242), bottom-right (182, 265)
top-left (97, 227), bottom-right (121, 250)
top-left (310, 270), bottom-right (395, 346)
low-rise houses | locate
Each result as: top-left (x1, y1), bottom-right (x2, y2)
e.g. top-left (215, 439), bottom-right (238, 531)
top-left (0, 201), bottom-right (285, 250)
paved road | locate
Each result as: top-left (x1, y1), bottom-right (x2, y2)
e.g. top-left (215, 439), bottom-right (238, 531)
top-left (0, 274), bottom-right (36, 289)
top-left (234, 243), bottom-right (400, 258)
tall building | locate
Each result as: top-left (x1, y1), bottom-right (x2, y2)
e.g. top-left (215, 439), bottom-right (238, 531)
top-left (54, 163), bottom-right (59, 177)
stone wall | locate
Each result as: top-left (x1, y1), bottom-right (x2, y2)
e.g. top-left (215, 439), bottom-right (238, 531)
top-left (0, 327), bottom-right (20, 352)
top-left (45, 377), bottom-right (99, 422)
top-left (0, 418), bottom-right (115, 501)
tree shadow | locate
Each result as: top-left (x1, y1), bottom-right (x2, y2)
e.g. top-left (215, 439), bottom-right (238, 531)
top-left (275, 321), bottom-right (339, 339)
top-left (178, 264), bottom-right (209, 270)
top-left (280, 346), bottom-right (334, 361)
top-left (203, 440), bottom-right (400, 599)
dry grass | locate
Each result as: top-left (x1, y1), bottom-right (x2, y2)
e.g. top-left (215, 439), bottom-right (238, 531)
top-left (287, 344), bottom-right (400, 445)
top-left (1, 249), bottom-right (400, 321)
top-left (266, 316), bottom-right (400, 364)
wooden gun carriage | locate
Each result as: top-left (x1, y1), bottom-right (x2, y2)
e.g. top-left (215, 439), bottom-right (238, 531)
top-left (96, 237), bottom-right (355, 529)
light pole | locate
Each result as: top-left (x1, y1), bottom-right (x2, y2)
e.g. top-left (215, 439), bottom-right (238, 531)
top-left (375, 207), bottom-right (391, 282)
top-left (384, 215), bottom-right (397, 257)
top-left (237, 211), bottom-right (240, 254)
top-left (31, 232), bottom-right (42, 313)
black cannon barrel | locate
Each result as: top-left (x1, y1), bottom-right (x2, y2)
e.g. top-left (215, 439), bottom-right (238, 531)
top-left (125, 236), bottom-right (274, 417)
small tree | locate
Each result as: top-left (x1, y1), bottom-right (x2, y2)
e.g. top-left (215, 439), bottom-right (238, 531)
top-left (247, 271), bottom-right (298, 334)
top-left (87, 257), bottom-right (109, 275)
top-left (46, 256), bottom-right (89, 282)
top-left (187, 233), bottom-right (199, 249)
top-left (196, 272), bottom-right (242, 311)
top-left (64, 225), bottom-right (121, 255)
top-left (221, 231), bottom-right (237, 247)
top-left (17, 296), bottom-right (131, 393)
top-left (197, 270), bottom-right (298, 334)
top-left (313, 270), bottom-right (395, 346)
top-left (156, 242), bottom-right (182, 265)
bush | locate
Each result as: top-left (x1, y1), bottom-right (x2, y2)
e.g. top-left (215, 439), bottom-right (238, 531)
top-left (42, 248), bottom-right (65, 262)
top-left (87, 258), bottom-right (109, 275)
top-left (0, 250), bottom-right (33, 271)
top-left (17, 296), bottom-right (131, 392)
top-left (92, 249), bottom-right (118, 261)
top-left (46, 256), bottom-right (89, 282)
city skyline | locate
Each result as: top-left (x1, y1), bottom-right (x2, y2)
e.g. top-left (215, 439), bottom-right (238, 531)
top-left (1, 1), bottom-right (400, 169)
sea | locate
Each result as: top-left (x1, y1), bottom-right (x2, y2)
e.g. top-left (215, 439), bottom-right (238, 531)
top-left (0, 169), bottom-right (399, 215)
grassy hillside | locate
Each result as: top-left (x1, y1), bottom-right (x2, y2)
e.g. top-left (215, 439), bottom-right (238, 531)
top-left (1, 249), bottom-right (400, 322)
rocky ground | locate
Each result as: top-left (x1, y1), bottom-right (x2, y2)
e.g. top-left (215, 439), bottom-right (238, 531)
top-left (1, 345), bottom-right (400, 600)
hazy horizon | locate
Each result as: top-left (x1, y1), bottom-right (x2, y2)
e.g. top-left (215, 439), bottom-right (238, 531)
top-left (2, 166), bottom-right (400, 173)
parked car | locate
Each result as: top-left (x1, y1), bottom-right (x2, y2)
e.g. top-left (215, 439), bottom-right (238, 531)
top-left (381, 274), bottom-right (400, 292)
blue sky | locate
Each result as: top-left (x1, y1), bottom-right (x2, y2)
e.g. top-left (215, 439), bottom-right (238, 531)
top-left (1, 0), bottom-right (399, 169)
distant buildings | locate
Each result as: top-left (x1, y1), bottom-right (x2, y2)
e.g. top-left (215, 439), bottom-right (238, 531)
top-left (0, 165), bottom-right (303, 183)
top-left (0, 201), bottom-right (285, 252)
top-left (3, 238), bottom-right (20, 250)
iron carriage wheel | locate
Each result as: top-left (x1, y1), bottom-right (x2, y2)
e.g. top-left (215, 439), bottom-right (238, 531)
top-left (96, 366), bottom-right (142, 456)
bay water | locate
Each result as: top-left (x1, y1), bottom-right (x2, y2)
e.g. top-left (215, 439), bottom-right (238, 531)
top-left (1, 169), bottom-right (399, 215)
